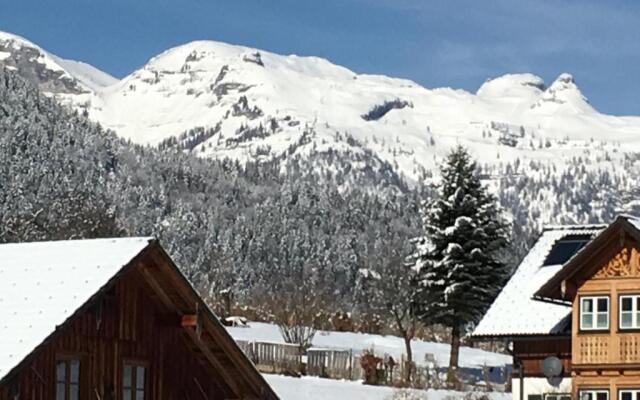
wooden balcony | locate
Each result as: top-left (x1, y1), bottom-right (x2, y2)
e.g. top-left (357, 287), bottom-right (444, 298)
top-left (575, 334), bottom-right (640, 365)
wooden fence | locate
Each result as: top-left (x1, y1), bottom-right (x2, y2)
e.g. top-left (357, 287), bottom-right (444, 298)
top-left (307, 348), bottom-right (361, 380)
top-left (236, 340), bottom-right (302, 374)
top-left (235, 340), bottom-right (510, 388)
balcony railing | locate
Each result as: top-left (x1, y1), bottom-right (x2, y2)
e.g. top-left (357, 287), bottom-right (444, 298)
top-left (576, 334), bottom-right (640, 365)
top-left (620, 334), bottom-right (640, 363)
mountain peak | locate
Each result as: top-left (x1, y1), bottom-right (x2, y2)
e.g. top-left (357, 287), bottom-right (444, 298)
top-left (0, 30), bottom-right (116, 94)
top-left (530, 72), bottom-right (593, 113)
top-left (3, 29), bottom-right (638, 183)
top-left (141, 39), bottom-right (265, 76)
top-left (140, 38), bottom-right (357, 82)
top-left (477, 73), bottom-right (546, 99)
top-left (553, 72), bottom-right (574, 85)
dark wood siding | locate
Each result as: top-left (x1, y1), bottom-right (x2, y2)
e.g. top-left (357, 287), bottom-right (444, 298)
top-left (0, 264), bottom-right (235, 400)
top-left (513, 337), bottom-right (572, 377)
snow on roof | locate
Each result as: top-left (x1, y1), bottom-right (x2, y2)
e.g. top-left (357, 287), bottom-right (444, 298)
top-left (621, 214), bottom-right (640, 231)
top-left (0, 237), bottom-right (152, 380)
top-left (473, 226), bottom-right (604, 338)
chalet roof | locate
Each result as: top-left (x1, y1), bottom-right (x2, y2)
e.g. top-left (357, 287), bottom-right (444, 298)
top-left (0, 237), bottom-right (279, 399)
top-left (535, 215), bottom-right (640, 301)
top-left (472, 225), bottom-right (605, 338)
top-left (0, 237), bottom-right (152, 379)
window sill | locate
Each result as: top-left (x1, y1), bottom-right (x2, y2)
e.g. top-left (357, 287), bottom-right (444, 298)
top-left (617, 328), bottom-right (640, 333)
top-left (578, 329), bottom-right (610, 334)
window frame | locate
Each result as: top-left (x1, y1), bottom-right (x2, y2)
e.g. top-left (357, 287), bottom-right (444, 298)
top-left (55, 356), bottom-right (81, 400)
top-left (544, 393), bottom-right (571, 400)
top-left (619, 389), bottom-right (640, 400)
top-left (121, 359), bottom-right (148, 400)
top-left (579, 295), bottom-right (610, 332)
top-left (578, 389), bottom-right (609, 400)
top-left (619, 294), bottom-right (640, 330)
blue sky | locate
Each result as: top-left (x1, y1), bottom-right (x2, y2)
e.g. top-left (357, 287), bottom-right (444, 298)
top-left (1, 0), bottom-right (638, 114)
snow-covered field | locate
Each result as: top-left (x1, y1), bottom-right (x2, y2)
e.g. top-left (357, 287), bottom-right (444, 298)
top-left (265, 374), bottom-right (511, 400)
top-left (227, 322), bottom-right (511, 368)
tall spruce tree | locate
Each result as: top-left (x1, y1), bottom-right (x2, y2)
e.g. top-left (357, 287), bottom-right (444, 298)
top-left (413, 146), bottom-right (509, 385)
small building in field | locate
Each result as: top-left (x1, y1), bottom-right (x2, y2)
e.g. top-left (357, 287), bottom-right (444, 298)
top-left (474, 215), bottom-right (640, 400)
top-left (0, 237), bottom-right (279, 400)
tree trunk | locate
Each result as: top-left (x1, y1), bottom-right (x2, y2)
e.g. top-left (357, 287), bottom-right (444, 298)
top-left (447, 325), bottom-right (461, 387)
top-left (403, 334), bottom-right (413, 384)
top-left (222, 290), bottom-right (232, 319)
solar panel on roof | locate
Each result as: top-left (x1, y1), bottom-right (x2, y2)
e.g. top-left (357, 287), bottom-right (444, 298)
top-left (473, 227), bottom-right (603, 338)
top-left (542, 235), bottom-right (591, 266)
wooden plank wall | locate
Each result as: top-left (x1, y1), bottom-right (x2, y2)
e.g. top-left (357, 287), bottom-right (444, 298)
top-left (572, 243), bottom-right (640, 366)
top-left (513, 338), bottom-right (572, 377)
top-left (0, 265), bottom-right (234, 400)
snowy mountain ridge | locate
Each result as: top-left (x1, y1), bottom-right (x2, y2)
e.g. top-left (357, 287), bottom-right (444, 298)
top-left (0, 31), bottom-right (116, 94)
top-left (1, 30), bottom-right (640, 183)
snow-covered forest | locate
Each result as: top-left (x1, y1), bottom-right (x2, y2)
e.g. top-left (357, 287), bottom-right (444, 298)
top-left (0, 64), bottom-right (636, 336)
top-left (0, 67), bottom-right (424, 323)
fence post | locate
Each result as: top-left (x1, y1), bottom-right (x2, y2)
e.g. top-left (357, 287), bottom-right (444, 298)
top-left (252, 341), bottom-right (258, 365)
top-left (349, 349), bottom-right (353, 381)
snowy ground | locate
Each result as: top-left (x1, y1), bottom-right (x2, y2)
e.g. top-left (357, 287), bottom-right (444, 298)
top-left (265, 374), bottom-right (511, 400)
top-left (227, 322), bottom-right (511, 368)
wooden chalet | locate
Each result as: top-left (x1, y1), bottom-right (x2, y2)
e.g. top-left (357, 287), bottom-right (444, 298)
top-left (474, 215), bottom-right (640, 400)
top-left (0, 237), bottom-right (279, 400)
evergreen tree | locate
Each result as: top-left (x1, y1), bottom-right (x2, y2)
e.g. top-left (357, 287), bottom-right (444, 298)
top-left (413, 146), bottom-right (509, 385)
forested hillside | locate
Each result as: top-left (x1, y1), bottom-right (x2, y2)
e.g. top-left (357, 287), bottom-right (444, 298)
top-left (0, 66), bottom-right (637, 333)
top-left (0, 67), bottom-right (425, 326)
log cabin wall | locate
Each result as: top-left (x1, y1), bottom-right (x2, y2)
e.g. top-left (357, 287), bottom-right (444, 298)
top-left (0, 263), bottom-right (234, 400)
top-left (513, 338), bottom-right (572, 377)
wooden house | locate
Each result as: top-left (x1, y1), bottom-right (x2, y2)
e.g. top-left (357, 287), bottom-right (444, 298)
top-left (0, 237), bottom-right (279, 400)
top-left (474, 215), bottom-right (640, 400)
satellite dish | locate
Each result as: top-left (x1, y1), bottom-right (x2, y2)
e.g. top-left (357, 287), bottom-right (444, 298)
top-left (542, 356), bottom-right (563, 378)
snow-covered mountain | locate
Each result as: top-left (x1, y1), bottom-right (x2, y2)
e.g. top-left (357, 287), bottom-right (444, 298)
top-left (0, 31), bottom-right (116, 95)
top-left (2, 30), bottom-right (640, 182)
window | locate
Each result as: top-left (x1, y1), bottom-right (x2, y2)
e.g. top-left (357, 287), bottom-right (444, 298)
top-left (620, 295), bottom-right (640, 329)
top-left (528, 395), bottom-right (543, 400)
top-left (545, 394), bottom-right (571, 400)
top-left (543, 235), bottom-right (591, 266)
top-left (579, 390), bottom-right (609, 400)
top-left (56, 359), bottom-right (80, 400)
top-left (620, 390), bottom-right (640, 400)
top-left (580, 296), bottom-right (609, 330)
top-left (123, 363), bottom-right (146, 400)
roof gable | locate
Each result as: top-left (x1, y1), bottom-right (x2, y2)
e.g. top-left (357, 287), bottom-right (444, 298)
top-left (0, 237), bottom-right (278, 399)
top-left (144, 243), bottom-right (279, 399)
top-left (590, 245), bottom-right (640, 279)
top-left (535, 215), bottom-right (640, 301)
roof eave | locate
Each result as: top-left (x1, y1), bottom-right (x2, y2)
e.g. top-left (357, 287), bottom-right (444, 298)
top-left (541, 223), bottom-right (608, 232)
top-left (531, 294), bottom-right (572, 306)
top-left (471, 332), bottom-right (571, 341)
